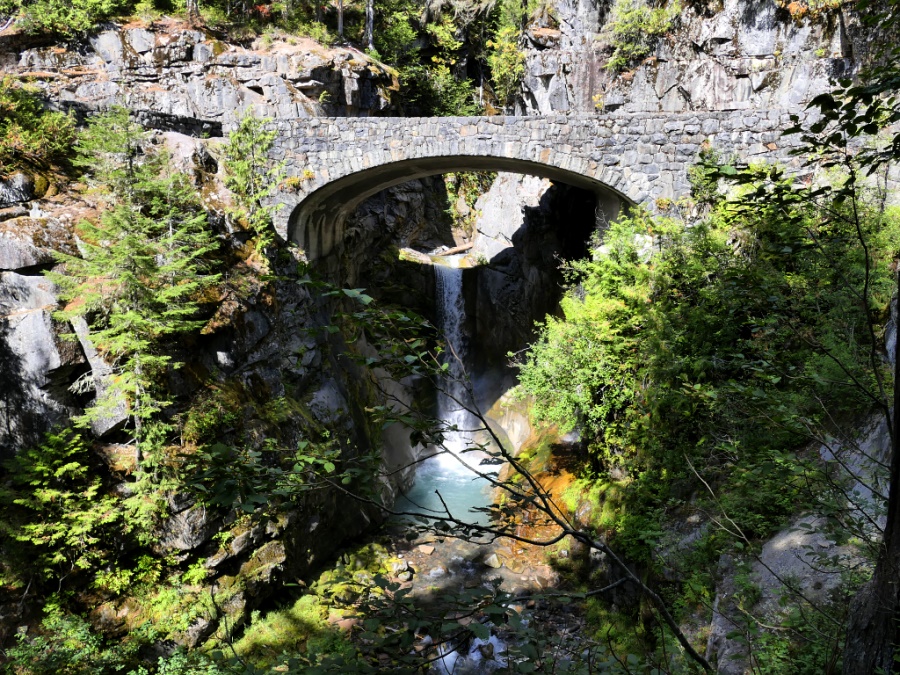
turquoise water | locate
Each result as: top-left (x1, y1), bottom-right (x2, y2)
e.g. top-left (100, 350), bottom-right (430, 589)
top-left (393, 256), bottom-right (495, 528)
top-left (393, 449), bottom-right (495, 527)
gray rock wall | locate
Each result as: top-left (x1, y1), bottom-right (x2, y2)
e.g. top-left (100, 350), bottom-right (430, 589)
top-left (1, 24), bottom-right (397, 133)
top-left (519, 0), bottom-right (859, 115)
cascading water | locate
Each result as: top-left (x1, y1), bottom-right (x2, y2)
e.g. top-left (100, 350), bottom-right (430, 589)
top-left (434, 258), bottom-right (480, 468)
top-left (389, 255), bottom-right (512, 672)
top-left (393, 255), bottom-right (492, 526)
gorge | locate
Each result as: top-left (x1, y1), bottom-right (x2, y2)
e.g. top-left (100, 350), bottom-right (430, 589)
top-left (0, 0), bottom-right (898, 672)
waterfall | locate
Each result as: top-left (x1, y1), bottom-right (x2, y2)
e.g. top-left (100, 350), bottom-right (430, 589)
top-left (392, 255), bottom-right (491, 526)
top-left (434, 258), bottom-right (479, 471)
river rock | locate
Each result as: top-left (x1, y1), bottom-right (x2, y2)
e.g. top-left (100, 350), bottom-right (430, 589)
top-left (484, 553), bottom-right (502, 569)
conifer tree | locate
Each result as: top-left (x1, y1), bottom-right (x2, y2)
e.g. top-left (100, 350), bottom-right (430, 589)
top-left (223, 114), bottom-right (283, 253)
top-left (49, 108), bottom-right (220, 469)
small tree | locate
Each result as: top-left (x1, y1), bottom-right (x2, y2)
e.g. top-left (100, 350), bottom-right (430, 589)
top-left (49, 108), bottom-right (220, 469)
top-left (222, 114), bottom-right (283, 253)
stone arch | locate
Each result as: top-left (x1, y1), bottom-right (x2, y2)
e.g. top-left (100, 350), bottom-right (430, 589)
top-left (265, 111), bottom-right (801, 260)
top-left (281, 153), bottom-right (629, 262)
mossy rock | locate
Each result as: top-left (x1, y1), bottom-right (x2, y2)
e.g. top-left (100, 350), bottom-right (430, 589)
top-left (32, 173), bottom-right (50, 198)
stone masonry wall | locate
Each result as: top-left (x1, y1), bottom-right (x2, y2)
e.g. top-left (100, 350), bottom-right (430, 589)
top-left (266, 110), bottom-right (810, 249)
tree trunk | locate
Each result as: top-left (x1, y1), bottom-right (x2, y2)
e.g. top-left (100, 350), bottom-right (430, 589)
top-left (843, 279), bottom-right (900, 674)
top-left (186, 0), bottom-right (201, 24)
top-left (364, 0), bottom-right (374, 50)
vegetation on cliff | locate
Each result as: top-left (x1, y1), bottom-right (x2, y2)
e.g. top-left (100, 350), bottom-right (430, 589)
top-left (4, 2), bottom-right (900, 673)
top-left (0, 78), bottom-right (76, 175)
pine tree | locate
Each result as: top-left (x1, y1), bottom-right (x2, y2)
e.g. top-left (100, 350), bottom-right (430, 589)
top-left (223, 114), bottom-right (283, 253)
top-left (49, 108), bottom-right (221, 469)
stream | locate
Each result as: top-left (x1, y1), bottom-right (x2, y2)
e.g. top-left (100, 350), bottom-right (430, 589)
top-left (387, 256), bottom-right (542, 673)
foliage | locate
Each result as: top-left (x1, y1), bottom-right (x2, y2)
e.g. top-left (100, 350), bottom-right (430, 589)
top-left (0, 429), bottom-right (125, 590)
top-left (602, 0), bottom-right (680, 72)
top-left (7, 602), bottom-right (143, 675)
top-left (486, 25), bottom-right (525, 110)
top-left (181, 385), bottom-right (242, 444)
top-left (516, 173), bottom-right (900, 558)
top-left (370, 0), bottom-right (482, 115)
top-left (0, 0), bottom-right (132, 35)
top-left (443, 170), bottom-right (494, 237)
top-left (48, 107), bottom-right (220, 466)
top-left (222, 114), bottom-right (283, 251)
top-left (0, 77), bottom-right (76, 174)
top-left (130, 650), bottom-right (227, 675)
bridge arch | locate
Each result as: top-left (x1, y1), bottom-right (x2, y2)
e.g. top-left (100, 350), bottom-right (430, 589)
top-left (287, 153), bottom-right (628, 261)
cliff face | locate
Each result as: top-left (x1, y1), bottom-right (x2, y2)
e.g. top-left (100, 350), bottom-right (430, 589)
top-left (519, 0), bottom-right (858, 114)
top-left (0, 19), bottom-right (397, 132)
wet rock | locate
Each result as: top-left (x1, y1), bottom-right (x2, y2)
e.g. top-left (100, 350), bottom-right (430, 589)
top-left (484, 553), bottom-right (502, 569)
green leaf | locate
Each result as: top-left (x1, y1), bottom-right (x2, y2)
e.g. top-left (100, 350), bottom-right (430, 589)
top-left (469, 622), bottom-right (490, 640)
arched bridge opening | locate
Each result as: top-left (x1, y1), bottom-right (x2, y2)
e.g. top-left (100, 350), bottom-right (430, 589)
top-left (266, 111), bottom-right (801, 261)
top-left (286, 155), bottom-right (627, 262)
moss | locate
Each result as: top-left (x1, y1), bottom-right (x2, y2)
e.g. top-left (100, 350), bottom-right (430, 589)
top-left (309, 541), bottom-right (391, 603)
top-left (32, 172), bottom-right (49, 198)
top-left (231, 594), bottom-right (334, 665)
top-left (210, 39), bottom-right (229, 57)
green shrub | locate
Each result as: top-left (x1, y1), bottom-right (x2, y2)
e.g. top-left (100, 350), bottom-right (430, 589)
top-left (0, 429), bottom-right (125, 590)
top-left (182, 386), bottom-right (242, 444)
top-left (7, 603), bottom-right (142, 675)
top-left (486, 25), bottom-right (525, 110)
top-left (516, 169), bottom-right (900, 560)
top-left (0, 77), bottom-right (76, 173)
top-left (603, 0), bottom-right (680, 72)
top-left (0, 0), bottom-right (133, 35)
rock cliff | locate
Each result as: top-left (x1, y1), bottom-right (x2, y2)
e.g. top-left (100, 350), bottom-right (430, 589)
top-left (519, 0), bottom-right (859, 114)
top-left (0, 19), bottom-right (397, 133)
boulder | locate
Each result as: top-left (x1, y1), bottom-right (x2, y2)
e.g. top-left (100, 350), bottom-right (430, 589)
top-left (0, 271), bottom-right (83, 453)
top-left (0, 173), bottom-right (34, 207)
top-left (0, 217), bottom-right (77, 271)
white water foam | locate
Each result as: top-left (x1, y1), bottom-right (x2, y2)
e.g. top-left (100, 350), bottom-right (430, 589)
top-left (434, 257), bottom-right (482, 473)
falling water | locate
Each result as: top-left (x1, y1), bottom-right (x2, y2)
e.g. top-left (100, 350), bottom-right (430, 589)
top-left (392, 255), bottom-right (492, 526)
top-left (434, 258), bottom-right (480, 469)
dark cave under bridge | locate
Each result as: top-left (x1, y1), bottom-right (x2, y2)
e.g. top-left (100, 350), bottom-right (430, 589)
top-left (265, 110), bottom-right (803, 260)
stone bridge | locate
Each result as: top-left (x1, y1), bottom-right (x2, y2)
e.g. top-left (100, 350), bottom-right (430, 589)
top-left (265, 110), bottom-right (805, 260)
